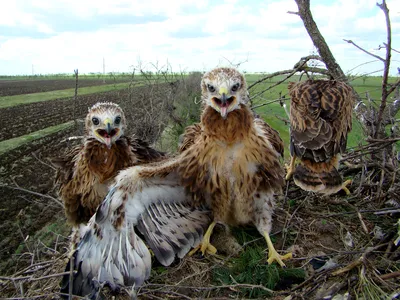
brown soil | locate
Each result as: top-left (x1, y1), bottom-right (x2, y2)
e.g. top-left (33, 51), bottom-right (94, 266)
top-left (0, 78), bottom-right (131, 97)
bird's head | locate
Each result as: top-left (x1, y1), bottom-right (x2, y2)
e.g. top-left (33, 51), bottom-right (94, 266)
top-left (85, 102), bottom-right (126, 148)
top-left (201, 67), bottom-right (248, 119)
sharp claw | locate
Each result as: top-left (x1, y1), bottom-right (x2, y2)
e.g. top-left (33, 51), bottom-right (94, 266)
top-left (267, 252), bottom-right (293, 267)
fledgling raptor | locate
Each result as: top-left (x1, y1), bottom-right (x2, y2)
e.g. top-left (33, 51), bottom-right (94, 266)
top-left (52, 102), bottom-right (166, 247)
top-left (286, 80), bottom-right (354, 195)
top-left (62, 68), bottom-right (291, 298)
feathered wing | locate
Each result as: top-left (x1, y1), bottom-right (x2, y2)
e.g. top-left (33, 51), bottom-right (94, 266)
top-left (61, 157), bottom-right (212, 298)
top-left (128, 136), bottom-right (166, 163)
top-left (178, 123), bottom-right (202, 153)
top-left (288, 80), bottom-right (354, 193)
top-left (254, 117), bottom-right (284, 158)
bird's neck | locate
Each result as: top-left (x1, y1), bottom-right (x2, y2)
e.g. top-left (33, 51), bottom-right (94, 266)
top-left (201, 104), bottom-right (253, 143)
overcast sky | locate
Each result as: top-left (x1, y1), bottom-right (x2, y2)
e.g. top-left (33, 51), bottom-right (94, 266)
top-left (0, 0), bottom-right (399, 76)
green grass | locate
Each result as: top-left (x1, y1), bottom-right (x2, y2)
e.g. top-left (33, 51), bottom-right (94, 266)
top-left (0, 121), bottom-right (73, 155)
top-left (245, 74), bottom-right (399, 158)
top-left (0, 82), bottom-right (136, 108)
top-left (212, 227), bottom-right (305, 298)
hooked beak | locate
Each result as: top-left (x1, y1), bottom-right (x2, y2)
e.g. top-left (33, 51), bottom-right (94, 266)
top-left (102, 118), bottom-right (113, 149)
top-left (220, 93), bottom-right (228, 119)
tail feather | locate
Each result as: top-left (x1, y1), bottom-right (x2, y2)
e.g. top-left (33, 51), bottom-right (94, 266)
top-left (293, 162), bottom-right (343, 195)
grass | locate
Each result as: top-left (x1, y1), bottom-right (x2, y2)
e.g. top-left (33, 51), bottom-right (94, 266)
top-left (0, 121), bottom-right (74, 155)
top-left (245, 74), bottom-right (399, 156)
top-left (0, 82), bottom-right (135, 108)
top-left (212, 227), bottom-right (305, 298)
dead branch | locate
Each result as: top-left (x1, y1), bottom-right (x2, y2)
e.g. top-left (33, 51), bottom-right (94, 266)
top-left (380, 271), bottom-right (400, 280)
top-left (343, 39), bottom-right (385, 62)
top-left (374, 0), bottom-right (393, 138)
top-left (292, 0), bottom-right (347, 81)
top-left (0, 184), bottom-right (63, 207)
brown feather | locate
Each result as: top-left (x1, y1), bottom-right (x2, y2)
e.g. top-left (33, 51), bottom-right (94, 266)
top-left (288, 80), bottom-right (354, 193)
top-left (178, 104), bottom-right (284, 225)
top-left (53, 135), bottom-right (166, 226)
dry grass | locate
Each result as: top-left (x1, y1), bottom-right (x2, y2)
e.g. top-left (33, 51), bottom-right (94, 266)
top-left (2, 140), bottom-right (399, 299)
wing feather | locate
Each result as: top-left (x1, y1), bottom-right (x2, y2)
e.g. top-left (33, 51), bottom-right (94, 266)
top-left (254, 117), bottom-right (284, 158)
top-left (288, 80), bottom-right (353, 162)
top-left (178, 123), bottom-right (202, 153)
top-left (61, 157), bottom-right (212, 298)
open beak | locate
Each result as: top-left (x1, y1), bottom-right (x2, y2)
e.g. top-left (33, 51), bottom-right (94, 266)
top-left (220, 93), bottom-right (228, 119)
top-left (95, 118), bottom-right (117, 149)
top-left (104, 120), bottom-right (112, 148)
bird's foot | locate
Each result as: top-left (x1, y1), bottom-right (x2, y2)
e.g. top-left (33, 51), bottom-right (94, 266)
top-left (188, 242), bottom-right (217, 256)
top-left (285, 164), bottom-right (294, 180)
top-left (264, 232), bottom-right (292, 267)
top-left (188, 221), bottom-right (217, 256)
top-left (267, 248), bottom-right (293, 267)
top-left (341, 179), bottom-right (352, 195)
top-left (285, 156), bottom-right (296, 180)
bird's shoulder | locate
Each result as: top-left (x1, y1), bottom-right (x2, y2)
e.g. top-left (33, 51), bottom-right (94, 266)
top-left (253, 117), bottom-right (284, 158)
top-left (178, 122), bottom-right (202, 153)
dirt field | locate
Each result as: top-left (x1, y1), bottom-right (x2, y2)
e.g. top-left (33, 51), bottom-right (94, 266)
top-left (0, 78), bottom-right (131, 96)
top-left (0, 81), bottom-right (175, 278)
top-left (0, 86), bottom-right (159, 141)
top-left (0, 75), bottom-right (398, 299)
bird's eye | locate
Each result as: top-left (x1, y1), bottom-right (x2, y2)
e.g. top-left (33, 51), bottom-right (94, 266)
top-left (207, 84), bottom-right (215, 92)
top-left (231, 83), bottom-right (240, 92)
top-left (115, 116), bottom-right (121, 125)
top-left (92, 117), bottom-right (99, 125)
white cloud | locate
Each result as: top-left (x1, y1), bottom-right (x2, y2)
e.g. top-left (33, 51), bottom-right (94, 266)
top-left (0, 0), bottom-right (399, 75)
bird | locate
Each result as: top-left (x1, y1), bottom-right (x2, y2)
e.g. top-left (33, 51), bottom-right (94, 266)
top-left (51, 102), bottom-right (166, 247)
top-left (285, 79), bottom-right (354, 195)
top-left (61, 68), bottom-right (291, 298)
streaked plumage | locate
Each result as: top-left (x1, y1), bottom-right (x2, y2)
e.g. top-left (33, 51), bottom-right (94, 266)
top-left (286, 80), bottom-right (354, 194)
top-left (51, 102), bottom-right (165, 245)
top-left (62, 68), bottom-right (291, 298)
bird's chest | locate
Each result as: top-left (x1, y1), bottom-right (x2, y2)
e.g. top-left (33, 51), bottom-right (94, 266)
top-left (200, 140), bottom-right (259, 221)
top-left (208, 141), bottom-right (257, 186)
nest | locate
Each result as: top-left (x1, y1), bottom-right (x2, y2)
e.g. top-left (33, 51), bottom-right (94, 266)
top-left (1, 139), bottom-right (399, 299)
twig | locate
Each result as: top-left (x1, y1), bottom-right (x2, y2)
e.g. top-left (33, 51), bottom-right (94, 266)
top-left (0, 271), bottom-right (72, 282)
top-left (324, 207), bottom-right (400, 217)
top-left (0, 184), bottom-right (63, 207)
top-left (343, 39), bottom-right (384, 62)
top-left (69, 255), bottom-right (74, 299)
top-left (380, 271), bottom-right (400, 280)
top-left (375, 0), bottom-right (392, 138)
top-left (142, 283), bottom-right (274, 294)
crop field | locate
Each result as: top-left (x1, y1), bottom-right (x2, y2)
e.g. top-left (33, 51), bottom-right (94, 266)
top-left (0, 72), bottom-right (398, 299)
top-left (0, 75), bottom-right (176, 277)
top-left (0, 77), bottom-right (131, 97)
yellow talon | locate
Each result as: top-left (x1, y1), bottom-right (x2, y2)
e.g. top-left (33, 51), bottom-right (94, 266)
top-left (188, 222), bottom-right (217, 256)
top-left (285, 155), bottom-right (296, 180)
top-left (341, 179), bottom-right (352, 195)
top-left (264, 232), bottom-right (292, 267)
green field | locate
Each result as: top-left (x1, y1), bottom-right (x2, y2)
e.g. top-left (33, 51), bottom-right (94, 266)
top-left (0, 82), bottom-right (136, 108)
top-left (0, 121), bottom-right (74, 155)
top-left (245, 74), bottom-right (398, 152)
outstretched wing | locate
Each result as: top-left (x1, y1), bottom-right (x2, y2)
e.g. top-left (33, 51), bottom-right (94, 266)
top-left (288, 80), bottom-right (353, 162)
top-left (61, 157), bottom-right (211, 298)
